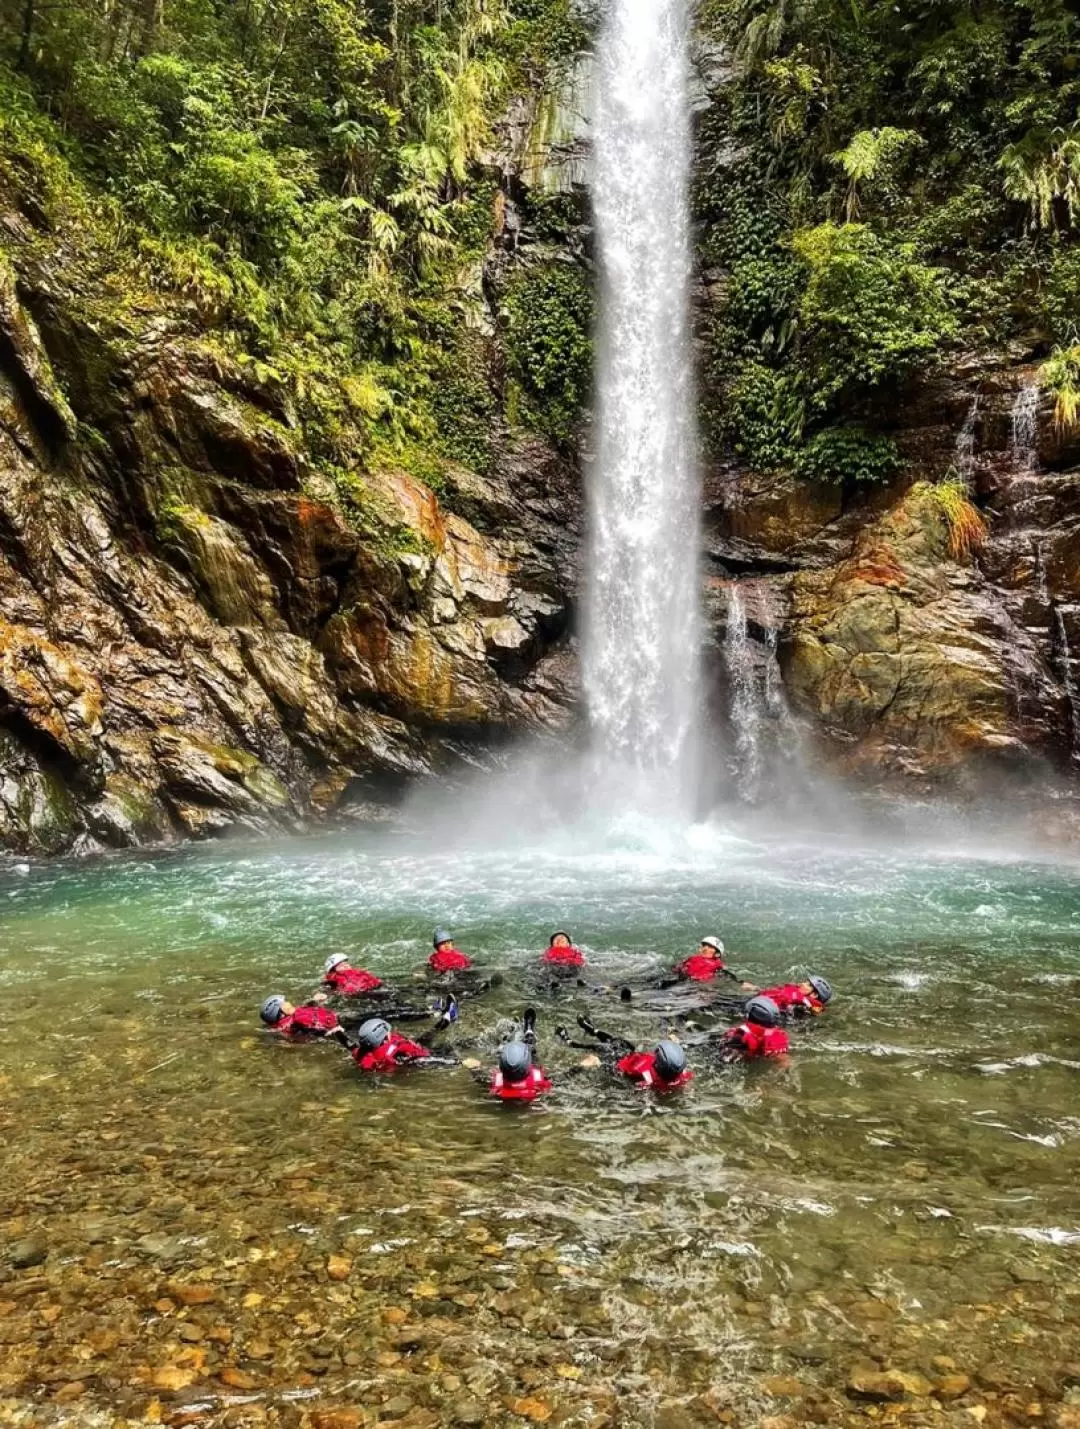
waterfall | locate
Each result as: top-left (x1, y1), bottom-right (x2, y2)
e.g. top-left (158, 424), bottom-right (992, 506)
top-left (583, 0), bottom-right (701, 814)
top-left (1010, 382), bottom-right (1039, 473)
top-left (724, 587), bottom-right (762, 800)
top-left (1053, 606), bottom-right (1080, 762)
top-left (954, 396), bottom-right (979, 481)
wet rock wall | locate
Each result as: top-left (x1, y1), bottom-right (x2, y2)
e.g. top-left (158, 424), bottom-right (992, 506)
top-left (0, 204), bottom-right (582, 855)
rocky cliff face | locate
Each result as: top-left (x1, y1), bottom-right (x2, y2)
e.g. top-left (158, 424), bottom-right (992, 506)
top-left (704, 363), bottom-right (1080, 804)
top-left (0, 196), bottom-right (580, 854)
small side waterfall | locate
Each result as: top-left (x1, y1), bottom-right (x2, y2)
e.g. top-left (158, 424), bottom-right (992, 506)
top-left (722, 582), bottom-right (800, 803)
top-left (583, 0), bottom-right (701, 815)
top-left (1010, 381), bottom-right (1040, 473)
top-left (954, 395), bottom-right (980, 480)
top-left (1054, 606), bottom-right (1080, 762)
top-left (724, 587), bottom-right (762, 800)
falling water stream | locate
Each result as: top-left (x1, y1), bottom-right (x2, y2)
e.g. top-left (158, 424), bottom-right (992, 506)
top-left (583, 0), bottom-right (701, 813)
top-left (1010, 381), bottom-right (1040, 474)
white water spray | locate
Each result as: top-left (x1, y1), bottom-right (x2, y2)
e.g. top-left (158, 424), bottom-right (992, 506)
top-left (583, 0), bottom-right (701, 814)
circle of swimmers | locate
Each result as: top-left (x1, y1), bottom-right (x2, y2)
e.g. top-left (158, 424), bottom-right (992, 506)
top-left (258, 930), bottom-right (833, 1102)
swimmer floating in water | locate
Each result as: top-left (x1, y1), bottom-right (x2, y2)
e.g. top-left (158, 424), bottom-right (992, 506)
top-left (558, 1015), bottom-right (693, 1092)
top-left (706, 975), bottom-right (833, 1023)
top-left (260, 995), bottom-right (340, 1039)
top-left (618, 935), bottom-right (754, 1002)
top-left (330, 995), bottom-right (460, 1072)
top-left (712, 996), bottom-right (790, 1062)
top-left (320, 954), bottom-right (436, 1021)
top-left (486, 1008), bottom-right (553, 1102)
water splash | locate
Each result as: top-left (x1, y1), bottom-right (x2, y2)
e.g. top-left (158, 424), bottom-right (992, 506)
top-left (584, 0), bottom-right (701, 815)
top-left (1010, 381), bottom-right (1040, 473)
top-left (955, 395), bottom-right (979, 480)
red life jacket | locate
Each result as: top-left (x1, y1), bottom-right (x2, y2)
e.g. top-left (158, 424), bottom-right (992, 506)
top-left (489, 1065), bottom-right (553, 1101)
top-left (429, 946), bottom-right (472, 974)
top-left (541, 945), bottom-right (585, 969)
top-left (279, 1005), bottom-right (339, 1037)
top-left (760, 982), bottom-right (822, 1016)
top-left (352, 1032), bottom-right (430, 1072)
top-left (325, 966), bottom-right (383, 997)
top-left (675, 953), bottom-right (728, 982)
top-left (616, 1051), bottom-right (693, 1091)
top-left (727, 1021), bottom-right (790, 1059)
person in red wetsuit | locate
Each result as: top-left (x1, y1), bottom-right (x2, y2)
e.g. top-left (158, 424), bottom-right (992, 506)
top-left (715, 996), bottom-right (790, 1062)
top-left (617, 935), bottom-right (753, 1004)
top-left (674, 935), bottom-right (744, 985)
top-left (260, 995), bottom-right (340, 1039)
top-left (428, 928), bottom-right (473, 976)
top-left (541, 931), bottom-right (586, 972)
top-left (706, 974), bottom-right (833, 1023)
top-left (615, 1041), bottom-right (692, 1091)
top-left (487, 1008), bottom-right (553, 1102)
top-left (334, 996), bottom-right (459, 1073)
top-left (760, 975), bottom-right (832, 1019)
top-left (558, 1016), bottom-right (693, 1092)
top-left (323, 953), bottom-right (384, 997)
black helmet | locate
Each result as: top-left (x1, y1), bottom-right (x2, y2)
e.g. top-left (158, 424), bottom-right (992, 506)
top-left (356, 1018), bottom-right (391, 1052)
top-left (654, 1040), bottom-right (687, 1082)
top-left (432, 928), bottom-right (453, 949)
top-left (260, 995), bottom-right (286, 1026)
top-left (808, 975), bottom-right (833, 1005)
top-left (746, 995), bottom-right (781, 1028)
top-left (499, 1041), bottom-right (532, 1084)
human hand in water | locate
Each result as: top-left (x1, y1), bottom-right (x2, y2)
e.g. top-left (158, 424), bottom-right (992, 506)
top-left (580, 1054), bottom-right (601, 1070)
top-left (311, 992), bottom-right (329, 1004)
top-left (740, 982), bottom-right (755, 991)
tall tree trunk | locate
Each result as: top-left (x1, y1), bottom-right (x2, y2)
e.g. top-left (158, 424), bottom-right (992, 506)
top-left (16, 0), bottom-right (35, 70)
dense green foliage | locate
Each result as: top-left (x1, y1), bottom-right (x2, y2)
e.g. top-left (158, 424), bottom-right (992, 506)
top-left (0, 0), bottom-right (593, 486)
top-left (505, 258), bottom-right (594, 445)
top-left (698, 0), bottom-right (1080, 482)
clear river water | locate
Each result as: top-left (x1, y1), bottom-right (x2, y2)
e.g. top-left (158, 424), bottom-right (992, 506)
top-left (2, 821), bottom-right (1079, 1427)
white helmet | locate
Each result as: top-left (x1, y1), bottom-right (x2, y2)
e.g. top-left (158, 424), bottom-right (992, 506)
top-left (700, 936), bottom-right (725, 955)
top-left (324, 953), bottom-right (350, 974)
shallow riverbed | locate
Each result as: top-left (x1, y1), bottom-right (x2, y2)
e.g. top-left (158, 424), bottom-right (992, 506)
top-left (1, 822), bottom-right (1079, 1428)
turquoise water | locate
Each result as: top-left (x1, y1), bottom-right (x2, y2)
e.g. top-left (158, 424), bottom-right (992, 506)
top-left (2, 824), bottom-right (1080, 1426)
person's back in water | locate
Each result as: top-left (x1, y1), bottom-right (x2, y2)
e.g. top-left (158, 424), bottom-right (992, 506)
top-left (714, 996), bottom-right (790, 1062)
top-left (488, 1009), bottom-right (553, 1102)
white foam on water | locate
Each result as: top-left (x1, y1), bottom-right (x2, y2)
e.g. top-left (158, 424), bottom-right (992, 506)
top-left (977, 1225), bottom-right (1080, 1245)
